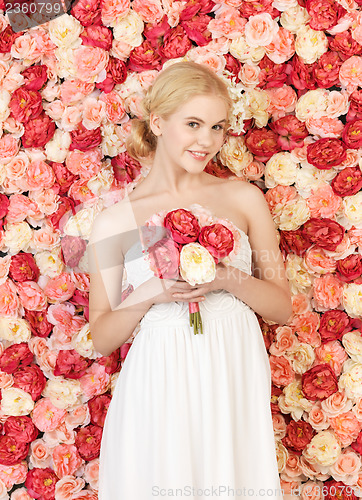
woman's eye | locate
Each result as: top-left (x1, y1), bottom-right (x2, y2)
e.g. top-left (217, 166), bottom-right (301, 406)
top-left (187, 122), bottom-right (198, 128)
top-left (213, 125), bottom-right (223, 131)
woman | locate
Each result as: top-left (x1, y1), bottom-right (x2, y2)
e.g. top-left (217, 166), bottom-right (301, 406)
top-left (88, 61), bottom-right (292, 499)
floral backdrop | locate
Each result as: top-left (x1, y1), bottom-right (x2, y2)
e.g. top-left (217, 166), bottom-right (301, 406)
top-left (0, 0), bottom-right (361, 497)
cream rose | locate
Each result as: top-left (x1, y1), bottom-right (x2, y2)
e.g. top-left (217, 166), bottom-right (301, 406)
top-left (342, 283), bottom-right (362, 319)
top-left (341, 192), bottom-right (362, 229)
top-left (276, 198), bottom-right (310, 231)
top-left (219, 136), bottom-right (253, 176)
top-left (295, 89), bottom-right (329, 122)
top-left (303, 430), bottom-right (341, 468)
top-left (285, 253), bottom-right (313, 295)
top-left (245, 88), bottom-right (270, 127)
top-left (101, 123), bottom-right (124, 157)
top-left (180, 243), bottom-right (216, 286)
top-left (295, 164), bottom-right (336, 198)
top-left (0, 89), bottom-right (11, 123)
top-left (3, 222), bottom-right (33, 254)
top-left (48, 14), bottom-right (83, 49)
top-left (285, 343), bottom-right (315, 374)
top-left (45, 129), bottom-right (72, 163)
top-left (265, 152), bottom-right (299, 188)
top-left (0, 317), bottom-right (31, 343)
top-left (1, 387), bottom-right (34, 416)
top-left (63, 204), bottom-right (103, 240)
top-left (295, 25), bottom-right (328, 64)
top-left (339, 359), bottom-right (362, 403)
top-left (42, 378), bottom-right (82, 410)
top-left (113, 10), bottom-right (144, 45)
top-left (278, 379), bottom-right (314, 420)
top-left (275, 440), bottom-right (289, 473)
top-left (73, 323), bottom-right (98, 359)
top-left (87, 166), bottom-right (114, 196)
top-left (342, 331), bottom-right (362, 364)
top-left (35, 249), bottom-right (64, 278)
top-left (280, 5), bottom-right (311, 34)
top-left (229, 36), bottom-right (265, 65)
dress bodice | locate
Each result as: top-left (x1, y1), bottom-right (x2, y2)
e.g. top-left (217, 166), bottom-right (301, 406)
top-left (123, 222), bottom-right (254, 326)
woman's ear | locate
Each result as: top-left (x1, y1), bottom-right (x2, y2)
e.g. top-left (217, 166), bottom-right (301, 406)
top-left (149, 112), bottom-right (162, 137)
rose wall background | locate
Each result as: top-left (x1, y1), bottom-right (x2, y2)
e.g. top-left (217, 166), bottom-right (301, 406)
top-left (0, 0), bottom-right (362, 497)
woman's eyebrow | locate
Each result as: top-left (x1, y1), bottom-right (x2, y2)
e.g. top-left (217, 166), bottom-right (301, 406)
top-left (185, 116), bottom-right (227, 124)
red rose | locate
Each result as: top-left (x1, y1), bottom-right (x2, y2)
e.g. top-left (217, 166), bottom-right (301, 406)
top-left (331, 166), bottom-right (362, 197)
top-left (25, 467), bottom-right (59, 500)
top-left (4, 415), bottom-right (39, 443)
top-left (180, 14), bottom-right (212, 46)
top-left (164, 209), bottom-right (200, 244)
top-left (351, 430), bottom-right (362, 455)
top-left (319, 310), bottom-right (351, 342)
top-left (54, 349), bottom-right (92, 379)
top-left (335, 254), bottom-right (362, 283)
top-left (120, 342), bottom-right (131, 360)
top-left (22, 112), bottom-right (56, 149)
top-left (80, 25), bottom-right (113, 51)
top-left (306, 0), bottom-right (345, 30)
top-left (342, 119), bottom-right (362, 149)
top-left (97, 349), bottom-right (121, 374)
top-left (313, 50), bottom-right (343, 88)
top-left (111, 152), bottom-right (142, 185)
top-left (13, 364), bottom-right (47, 400)
top-left (245, 128), bottom-right (281, 162)
top-left (270, 115), bottom-right (308, 151)
top-left (270, 385), bottom-right (283, 414)
top-left (23, 309), bottom-right (53, 338)
top-left (198, 223), bottom-right (234, 262)
top-left (71, 0), bottom-right (102, 26)
top-left (69, 289), bottom-right (89, 310)
top-left (306, 138), bottom-right (347, 169)
top-left (301, 363), bottom-right (339, 401)
top-left (69, 123), bottom-right (102, 152)
top-left (179, 0), bottom-right (214, 20)
top-left (279, 229), bottom-right (310, 258)
top-left (347, 90), bottom-right (362, 121)
top-left (9, 253), bottom-right (39, 282)
top-left (237, 0), bottom-right (279, 18)
top-left (147, 237), bottom-right (180, 279)
top-left (0, 194), bottom-right (9, 220)
top-left (301, 217), bottom-right (345, 251)
top-left (47, 196), bottom-right (76, 231)
top-left (204, 157), bottom-right (235, 178)
top-left (0, 26), bottom-right (22, 54)
top-left (96, 57), bottom-right (127, 93)
top-left (21, 65), bottom-right (48, 91)
top-left (0, 435), bottom-right (29, 465)
top-left (143, 15), bottom-right (170, 49)
top-left (75, 424), bottom-right (103, 460)
top-left (10, 88), bottom-right (43, 123)
top-left (322, 479), bottom-right (358, 500)
top-left (281, 419), bottom-right (315, 455)
top-left (329, 32), bottom-right (362, 61)
top-left (159, 25), bottom-right (193, 59)
top-left (127, 40), bottom-right (163, 72)
top-left (258, 56), bottom-right (289, 89)
top-left (88, 394), bottom-right (112, 427)
top-left (289, 55), bottom-right (317, 91)
top-left (61, 235), bottom-right (87, 268)
top-left (51, 162), bottom-right (77, 196)
top-left (0, 343), bottom-right (33, 374)
top-left (224, 54), bottom-right (241, 82)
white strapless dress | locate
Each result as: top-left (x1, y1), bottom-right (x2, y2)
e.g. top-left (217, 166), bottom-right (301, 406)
top-left (98, 225), bottom-right (283, 500)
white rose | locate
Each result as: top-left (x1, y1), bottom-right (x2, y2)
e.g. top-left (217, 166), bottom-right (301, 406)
top-left (265, 152), bottom-right (299, 188)
top-left (275, 440), bottom-right (288, 473)
top-left (54, 47), bottom-right (77, 80)
top-left (277, 198), bottom-right (310, 231)
top-left (285, 343), bottom-right (315, 374)
top-left (45, 129), bottom-right (72, 163)
top-left (273, 0), bottom-right (298, 10)
top-left (88, 166), bottom-right (114, 196)
top-left (229, 36), bottom-right (265, 65)
top-left (295, 89), bottom-right (329, 122)
top-left (1, 387), bottom-right (34, 416)
top-left (48, 14), bottom-right (83, 48)
top-left (3, 222), bottom-right (33, 254)
top-left (303, 430), bottom-right (341, 468)
top-left (342, 192), bottom-right (362, 229)
top-left (285, 253), bottom-right (313, 294)
top-left (0, 317), bottom-right (31, 343)
top-left (64, 204), bottom-right (102, 240)
top-left (101, 123), bottom-right (124, 157)
top-left (295, 163), bottom-right (336, 197)
top-left (116, 73), bottom-right (144, 100)
top-left (219, 136), bottom-right (253, 176)
top-left (42, 377), bottom-right (82, 410)
top-left (245, 89), bottom-right (270, 128)
top-left (342, 331), bottom-right (362, 364)
top-left (0, 89), bottom-right (10, 123)
top-left (180, 243), bottom-right (216, 286)
top-left (278, 379), bottom-right (314, 420)
top-left (35, 249), bottom-right (64, 278)
top-left (342, 283), bottom-right (362, 319)
top-left (338, 359), bottom-right (362, 402)
top-left (73, 323), bottom-right (98, 359)
top-left (280, 5), bottom-right (311, 33)
top-left (113, 11), bottom-right (144, 45)
top-left (295, 25), bottom-right (328, 64)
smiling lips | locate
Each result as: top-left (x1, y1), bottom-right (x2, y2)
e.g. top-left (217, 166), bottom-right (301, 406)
top-left (188, 151), bottom-right (209, 160)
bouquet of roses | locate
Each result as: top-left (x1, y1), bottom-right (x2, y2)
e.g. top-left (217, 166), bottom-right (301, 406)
top-left (140, 206), bottom-right (236, 335)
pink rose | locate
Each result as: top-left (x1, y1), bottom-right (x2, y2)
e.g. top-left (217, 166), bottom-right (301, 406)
top-left (44, 273), bottom-right (76, 302)
top-left (269, 355), bottom-right (295, 387)
top-left (52, 444), bottom-right (83, 478)
top-left (306, 0), bottom-right (346, 30)
top-left (54, 476), bottom-right (85, 500)
top-left (25, 467), bottom-right (59, 500)
top-left (74, 46), bottom-right (109, 81)
top-left (16, 281), bottom-right (47, 311)
top-left (80, 25), bottom-right (113, 51)
top-left (245, 13), bottom-right (278, 47)
top-left (0, 462), bottom-right (28, 490)
top-left (312, 274), bottom-right (343, 311)
top-left (146, 237), bottom-right (180, 280)
top-left (0, 134), bottom-right (19, 164)
top-left (31, 398), bottom-right (67, 432)
top-left (79, 363), bottom-right (110, 400)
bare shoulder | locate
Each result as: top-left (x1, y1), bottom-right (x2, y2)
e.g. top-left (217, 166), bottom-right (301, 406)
top-left (227, 180), bottom-right (267, 217)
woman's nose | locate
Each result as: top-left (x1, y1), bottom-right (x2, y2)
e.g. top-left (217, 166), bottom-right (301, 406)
top-left (197, 128), bottom-right (213, 147)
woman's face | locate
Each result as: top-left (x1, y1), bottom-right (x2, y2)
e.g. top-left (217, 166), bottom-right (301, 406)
top-left (150, 94), bottom-right (229, 173)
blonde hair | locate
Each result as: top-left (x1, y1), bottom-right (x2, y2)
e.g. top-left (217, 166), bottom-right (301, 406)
top-left (125, 61), bottom-right (233, 162)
